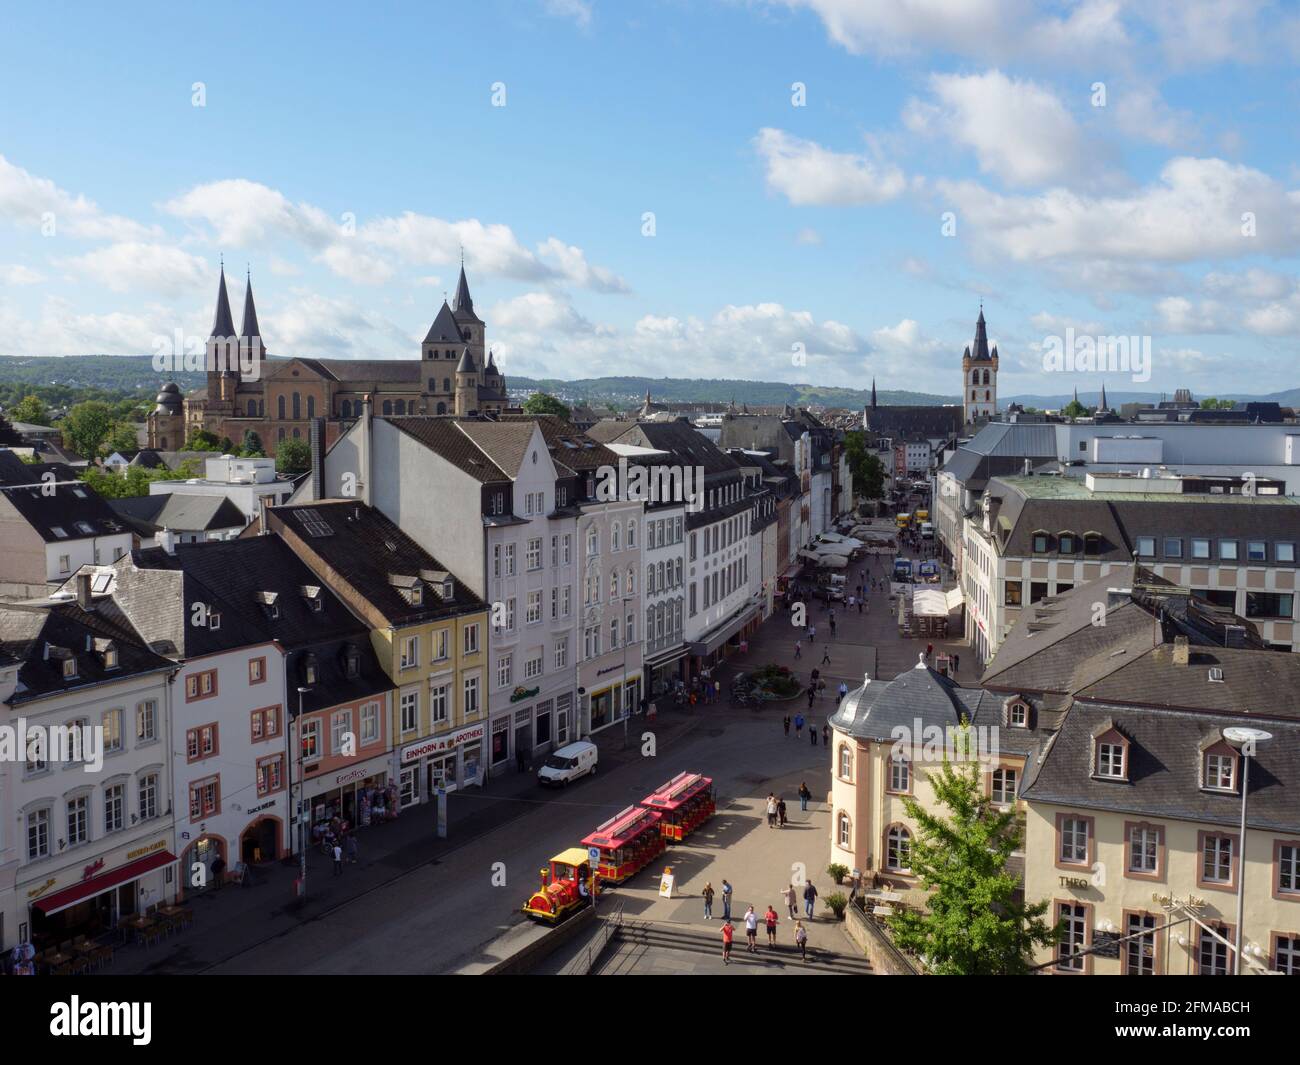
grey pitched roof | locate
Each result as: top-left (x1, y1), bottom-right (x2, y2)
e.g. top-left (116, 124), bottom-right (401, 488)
top-left (454, 419), bottom-right (537, 476)
top-left (385, 418), bottom-right (509, 483)
top-left (1021, 700), bottom-right (1300, 833)
top-left (829, 657), bottom-right (995, 742)
top-left (0, 599), bottom-right (174, 706)
top-left (210, 267), bottom-right (236, 339)
top-left (497, 414), bottom-right (622, 472)
top-left (455, 348), bottom-right (476, 374)
top-left (271, 501), bottom-right (484, 626)
top-left (863, 406), bottom-right (964, 439)
top-left (424, 300), bottom-right (463, 345)
top-left (629, 421), bottom-right (742, 478)
top-left (970, 308), bottom-right (992, 361)
top-left (109, 493), bottom-right (247, 534)
top-left (0, 482), bottom-right (129, 541)
top-left (301, 359), bottom-right (423, 385)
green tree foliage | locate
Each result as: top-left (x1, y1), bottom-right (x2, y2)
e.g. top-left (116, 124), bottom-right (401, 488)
top-left (79, 457), bottom-right (203, 499)
top-left (186, 428), bottom-right (221, 451)
top-left (240, 430), bottom-right (265, 457)
top-left (60, 401), bottom-right (116, 458)
top-left (1061, 399), bottom-right (1088, 419)
top-left (275, 437), bottom-right (311, 475)
top-left (1199, 397), bottom-right (1235, 410)
top-left (104, 422), bottom-right (141, 455)
top-left (522, 392), bottom-right (571, 420)
top-left (844, 431), bottom-right (886, 499)
top-left (10, 394), bottom-right (50, 426)
top-left (887, 745), bottom-right (1057, 975)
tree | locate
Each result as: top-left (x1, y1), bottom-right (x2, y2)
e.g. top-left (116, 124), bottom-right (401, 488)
top-left (60, 401), bottom-right (115, 458)
top-left (522, 392), bottom-right (571, 421)
top-left (1200, 397), bottom-right (1235, 410)
top-left (104, 421), bottom-right (140, 456)
top-left (844, 431), bottom-right (886, 499)
top-left (218, 436), bottom-right (235, 454)
top-left (887, 741), bottom-right (1057, 975)
top-left (276, 437), bottom-right (311, 475)
top-left (185, 428), bottom-right (221, 451)
top-left (240, 430), bottom-right (265, 457)
top-left (1061, 399), bottom-right (1088, 419)
top-left (10, 394), bottom-right (50, 426)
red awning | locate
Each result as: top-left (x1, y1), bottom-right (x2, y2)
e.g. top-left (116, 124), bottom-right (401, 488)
top-left (29, 850), bottom-right (177, 915)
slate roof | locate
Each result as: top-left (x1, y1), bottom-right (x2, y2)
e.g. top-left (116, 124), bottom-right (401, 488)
top-left (452, 266), bottom-right (481, 323)
top-left (385, 418), bottom-right (509, 483)
top-left (1021, 700), bottom-right (1300, 833)
top-left (0, 450), bottom-right (79, 486)
top-left (240, 276), bottom-right (262, 340)
top-left (308, 359), bottom-right (423, 385)
top-left (629, 421), bottom-right (742, 478)
top-left (586, 420), bottom-right (634, 444)
top-left (0, 482), bottom-right (129, 541)
top-left (0, 599), bottom-right (174, 706)
top-left (829, 656), bottom-right (995, 743)
top-left (109, 494), bottom-right (248, 535)
top-left (271, 501), bottom-right (484, 626)
top-left (451, 419), bottom-right (539, 478)
top-left (210, 268), bottom-right (236, 339)
top-left (497, 414), bottom-right (621, 471)
top-left (863, 406), bottom-right (964, 439)
top-left (424, 301), bottom-right (464, 345)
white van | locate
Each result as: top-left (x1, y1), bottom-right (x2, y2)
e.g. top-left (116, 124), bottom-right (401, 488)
top-left (920, 522), bottom-right (935, 540)
top-left (537, 741), bottom-right (599, 787)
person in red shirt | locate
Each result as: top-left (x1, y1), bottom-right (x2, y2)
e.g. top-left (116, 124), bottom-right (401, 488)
top-left (764, 906), bottom-right (779, 947)
top-left (721, 919), bottom-right (734, 964)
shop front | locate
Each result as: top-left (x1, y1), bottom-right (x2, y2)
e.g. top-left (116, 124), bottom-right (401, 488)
top-left (396, 721), bottom-right (487, 807)
top-left (686, 602), bottom-right (761, 679)
top-left (646, 646), bottom-right (688, 700)
top-left (302, 752), bottom-right (396, 833)
top-left (489, 687), bottom-right (575, 774)
top-left (22, 836), bottom-right (176, 949)
top-left (583, 665), bottom-right (642, 736)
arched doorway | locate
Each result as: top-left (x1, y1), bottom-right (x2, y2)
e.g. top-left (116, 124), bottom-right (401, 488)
top-left (182, 834), bottom-right (227, 896)
top-left (240, 817), bottom-right (282, 864)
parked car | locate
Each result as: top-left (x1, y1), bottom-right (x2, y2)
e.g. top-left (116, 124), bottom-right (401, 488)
top-left (538, 741), bottom-right (599, 787)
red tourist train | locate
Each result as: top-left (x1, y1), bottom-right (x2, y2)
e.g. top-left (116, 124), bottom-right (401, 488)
top-left (581, 805), bottom-right (664, 885)
top-left (521, 772), bottom-right (715, 923)
top-left (641, 772), bottom-right (715, 842)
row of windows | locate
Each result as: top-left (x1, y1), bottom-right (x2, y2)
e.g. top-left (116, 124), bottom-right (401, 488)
top-left (296, 702), bottom-right (386, 761)
top-left (585, 521), bottom-right (638, 555)
top-left (1134, 536), bottom-right (1294, 564)
top-left (57, 544), bottom-right (127, 575)
top-left (688, 512), bottom-right (749, 561)
top-left (25, 772), bottom-right (161, 861)
top-left (24, 703), bottom-right (157, 776)
top-left (398, 627), bottom-right (480, 670)
top-left (1005, 578), bottom-right (1293, 620)
top-left (397, 676), bottom-right (481, 732)
top-left (698, 557), bottom-right (749, 611)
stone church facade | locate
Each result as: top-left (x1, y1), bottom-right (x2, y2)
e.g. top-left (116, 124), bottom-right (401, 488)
top-left (148, 265), bottom-right (509, 455)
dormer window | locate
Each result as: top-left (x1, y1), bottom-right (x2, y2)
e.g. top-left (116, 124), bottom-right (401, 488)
top-left (256, 590), bottom-right (280, 620)
top-left (1032, 531), bottom-right (1051, 554)
top-left (344, 646), bottom-right (361, 679)
top-left (408, 583), bottom-right (423, 606)
top-left (302, 654), bottom-right (318, 686)
top-left (1097, 741), bottom-right (1126, 779)
top-left (1058, 531), bottom-right (1077, 554)
top-left (1205, 751), bottom-right (1237, 792)
top-left (441, 577), bottom-right (454, 600)
top-left (301, 585), bottom-right (324, 612)
top-left (103, 647), bottom-right (118, 669)
top-left (1083, 531), bottom-right (1102, 556)
top-left (1007, 699), bottom-right (1029, 728)
top-left (62, 657), bottom-right (77, 679)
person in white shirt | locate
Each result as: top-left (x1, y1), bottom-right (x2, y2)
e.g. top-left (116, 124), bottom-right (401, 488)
top-left (744, 906), bottom-right (759, 953)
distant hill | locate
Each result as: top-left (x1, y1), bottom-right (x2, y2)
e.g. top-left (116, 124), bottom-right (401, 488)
top-left (0, 355), bottom-right (205, 394)
top-left (508, 375), bottom-right (954, 409)
top-left (1000, 388), bottom-right (1300, 409)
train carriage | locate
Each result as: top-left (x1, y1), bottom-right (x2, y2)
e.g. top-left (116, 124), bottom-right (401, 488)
top-left (581, 806), bottom-right (665, 885)
top-left (521, 848), bottom-right (595, 924)
top-left (640, 772), bottom-right (715, 843)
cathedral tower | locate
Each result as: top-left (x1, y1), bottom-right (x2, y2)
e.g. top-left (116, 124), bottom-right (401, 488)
top-left (962, 306), bottom-right (999, 424)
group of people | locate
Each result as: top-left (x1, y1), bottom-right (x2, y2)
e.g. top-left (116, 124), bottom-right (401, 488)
top-left (704, 880), bottom-right (818, 963)
top-left (782, 714), bottom-right (829, 747)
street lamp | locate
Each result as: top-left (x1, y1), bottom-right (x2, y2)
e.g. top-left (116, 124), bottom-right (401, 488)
top-left (294, 685), bottom-right (312, 902)
top-left (1223, 726), bottom-right (1272, 975)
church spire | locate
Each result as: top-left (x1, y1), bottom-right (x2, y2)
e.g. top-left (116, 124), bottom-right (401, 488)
top-left (452, 263), bottom-right (474, 316)
top-left (971, 305), bottom-right (990, 361)
top-left (210, 265), bottom-right (235, 340)
top-left (1099, 381), bottom-right (1108, 410)
top-left (240, 270), bottom-right (261, 341)
top-left (871, 378), bottom-right (877, 410)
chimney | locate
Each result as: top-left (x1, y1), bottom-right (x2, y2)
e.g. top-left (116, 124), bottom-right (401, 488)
top-left (310, 416), bottom-right (325, 501)
top-left (1172, 635), bottom-right (1189, 665)
top-left (159, 528), bottom-right (176, 554)
top-left (76, 572), bottom-right (92, 609)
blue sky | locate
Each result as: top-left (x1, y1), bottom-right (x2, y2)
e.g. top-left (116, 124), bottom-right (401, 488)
top-left (1, 0), bottom-right (1299, 398)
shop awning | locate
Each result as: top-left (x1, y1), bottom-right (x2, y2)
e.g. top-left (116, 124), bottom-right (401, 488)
top-left (30, 850), bottom-right (177, 915)
top-left (687, 603), bottom-right (760, 657)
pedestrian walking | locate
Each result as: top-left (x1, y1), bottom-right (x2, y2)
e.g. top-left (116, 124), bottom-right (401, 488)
top-left (784, 883), bottom-right (798, 919)
top-left (858, 597), bottom-right (863, 614)
top-left (721, 879), bottom-right (733, 920)
top-left (702, 881), bottom-right (715, 919)
top-left (806, 686), bottom-right (816, 710)
top-left (836, 681), bottom-right (848, 705)
top-left (952, 653), bottom-right (960, 675)
top-left (332, 843), bottom-right (343, 877)
top-left (765, 905), bottom-right (779, 946)
top-left (777, 796), bottom-right (787, 827)
top-left (744, 906), bottom-right (759, 953)
top-left (517, 746), bottom-right (528, 773)
top-left (346, 833), bottom-right (358, 864)
top-left (721, 919), bottom-right (734, 963)
top-left (798, 781), bottom-right (811, 812)
top-left (803, 881), bottom-right (818, 919)
top-left (766, 794), bottom-right (777, 828)
top-left (808, 624), bottom-right (816, 643)
top-left (822, 724), bottom-right (829, 746)
top-left (847, 595), bottom-right (855, 611)
top-left (821, 648), bottom-right (831, 665)
top-left (794, 921), bottom-right (808, 961)
top-left (926, 642), bottom-right (933, 661)
top-left (810, 724), bottom-right (818, 746)
top-left (794, 640), bottom-right (802, 660)
top-left (783, 715), bottom-right (791, 738)
top-left (794, 713), bottom-right (804, 738)
top-left (829, 618), bottom-right (837, 638)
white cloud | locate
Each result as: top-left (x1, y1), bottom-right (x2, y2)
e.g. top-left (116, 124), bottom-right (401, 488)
top-left (904, 70), bottom-right (1088, 187)
top-left (270, 292), bottom-right (412, 358)
top-left (490, 291), bottom-right (598, 335)
top-left (1111, 84), bottom-right (1197, 148)
top-left (536, 237), bottom-right (629, 293)
top-left (937, 157), bottom-right (1300, 263)
top-left (543, 0), bottom-right (592, 28)
top-left (163, 179), bottom-right (338, 249)
top-left (754, 128), bottom-right (906, 206)
top-left (314, 242), bottom-right (397, 286)
top-left (0, 295), bottom-right (187, 356)
top-left (0, 155), bottom-right (158, 242)
top-left (0, 264), bottom-right (44, 285)
top-left (62, 242), bottom-right (209, 295)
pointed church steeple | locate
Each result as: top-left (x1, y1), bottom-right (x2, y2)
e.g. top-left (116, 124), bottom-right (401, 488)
top-left (1073, 385), bottom-right (1079, 405)
top-left (971, 306), bottom-right (991, 361)
top-left (1099, 382), bottom-right (1108, 410)
top-left (452, 263), bottom-right (481, 323)
top-left (240, 271), bottom-right (261, 341)
top-left (210, 265), bottom-right (235, 340)
top-left (871, 378), bottom-right (878, 410)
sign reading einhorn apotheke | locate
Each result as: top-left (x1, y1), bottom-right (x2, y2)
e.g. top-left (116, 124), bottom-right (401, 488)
top-left (400, 722), bottom-right (486, 764)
